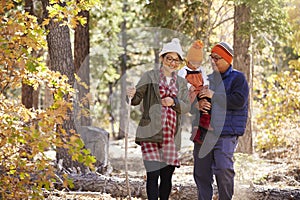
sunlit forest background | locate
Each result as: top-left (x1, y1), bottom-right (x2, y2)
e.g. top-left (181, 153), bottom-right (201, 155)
top-left (0, 0), bottom-right (299, 199)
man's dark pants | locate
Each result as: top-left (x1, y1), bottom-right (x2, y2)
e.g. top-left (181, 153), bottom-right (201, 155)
top-left (193, 134), bottom-right (238, 200)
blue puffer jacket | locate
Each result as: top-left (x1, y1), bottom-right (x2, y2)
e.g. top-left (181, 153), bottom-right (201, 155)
top-left (208, 66), bottom-right (249, 136)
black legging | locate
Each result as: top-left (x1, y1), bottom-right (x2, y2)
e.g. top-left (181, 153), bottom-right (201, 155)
top-left (144, 161), bottom-right (176, 200)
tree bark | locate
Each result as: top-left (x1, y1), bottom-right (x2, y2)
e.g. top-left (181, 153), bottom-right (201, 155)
top-left (118, 1), bottom-right (128, 139)
top-left (233, 4), bottom-right (253, 154)
top-left (21, 84), bottom-right (34, 109)
top-left (58, 173), bottom-right (197, 199)
top-left (74, 9), bottom-right (91, 127)
top-left (41, 0), bottom-right (85, 171)
top-left (55, 173), bottom-right (300, 200)
top-left (21, 0), bottom-right (35, 109)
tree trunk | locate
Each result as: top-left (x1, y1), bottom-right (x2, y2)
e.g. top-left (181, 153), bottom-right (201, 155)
top-left (233, 4), bottom-right (253, 154)
top-left (74, 9), bottom-right (91, 127)
top-left (21, 0), bottom-right (35, 109)
top-left (21, 84), bottom-right (34, 109)
top-left (118, 1), bottom-right (128, 139)
top-left (32, 87), bottom-right (39, 109)
top-left (41, 0), bottom-right (85, 171)
top-left (108, 82), bottom-right (116, 138)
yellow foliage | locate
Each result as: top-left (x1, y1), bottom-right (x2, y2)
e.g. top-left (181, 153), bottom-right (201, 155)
top-left (0, 1), bottom-right (100, 199)
top-left (44, 0), bottom-right (96, 29)
top-left (254, 60), bottom-right (300, 152)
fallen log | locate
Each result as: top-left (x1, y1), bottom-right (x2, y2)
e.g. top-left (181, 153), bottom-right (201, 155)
top-left (248, 186), bottom-right (300, 200)
top-left (66, 173), bottom-right (146, 198)
top-left (55, 172), bottom-right (199, 199)
top-left (54, 173), bottom-right (300, 200)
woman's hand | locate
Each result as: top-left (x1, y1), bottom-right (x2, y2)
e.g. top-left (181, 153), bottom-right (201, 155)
top-left (161, 97), bottom-right (175, 107)
top-left (126, 86), bottom-right (136, 99)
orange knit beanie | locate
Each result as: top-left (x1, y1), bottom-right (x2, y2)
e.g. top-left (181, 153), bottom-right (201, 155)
top-left (186, 40), bottom-right (204, 62)
top-left (211, 42), bottom-right (234, 64)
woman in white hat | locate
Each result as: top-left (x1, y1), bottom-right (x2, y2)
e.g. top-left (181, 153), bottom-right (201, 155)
top-left (127, 38), bottom-right (191, 200)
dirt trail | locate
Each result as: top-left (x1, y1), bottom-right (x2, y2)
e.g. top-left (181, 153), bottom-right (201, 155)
top-left (108, 128), bottom-right (300, 200)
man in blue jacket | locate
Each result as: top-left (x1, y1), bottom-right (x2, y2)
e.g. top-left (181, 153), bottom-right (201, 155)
top-left (194, 42), bottom-right (249, 200)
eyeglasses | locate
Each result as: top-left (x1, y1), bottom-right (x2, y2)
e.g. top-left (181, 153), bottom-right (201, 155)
top-left (210, 54), bottom-right (223, 62)
top-left (165, 55), bottom-right (182, 65)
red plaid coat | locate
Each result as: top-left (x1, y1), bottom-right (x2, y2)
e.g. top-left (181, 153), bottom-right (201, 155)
top-left (141, 70), bottom-right (180, 166)
top-left (129, 69), bottom-right (191, 167)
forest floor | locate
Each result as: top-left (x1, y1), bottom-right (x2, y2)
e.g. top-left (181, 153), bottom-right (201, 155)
top-left (108, 134), bottom-right (300, 200)
top-left (47, 129), bottom-right (300, 200)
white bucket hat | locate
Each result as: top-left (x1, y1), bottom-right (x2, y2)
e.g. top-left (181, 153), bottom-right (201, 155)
top-left (159, 38), bottom-right (184, 60)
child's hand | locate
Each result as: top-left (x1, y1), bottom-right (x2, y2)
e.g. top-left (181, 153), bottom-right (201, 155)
top-left (198, 99), bottom-right (211, 113)
top-left (189, 85), bottom-right (196, 92)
